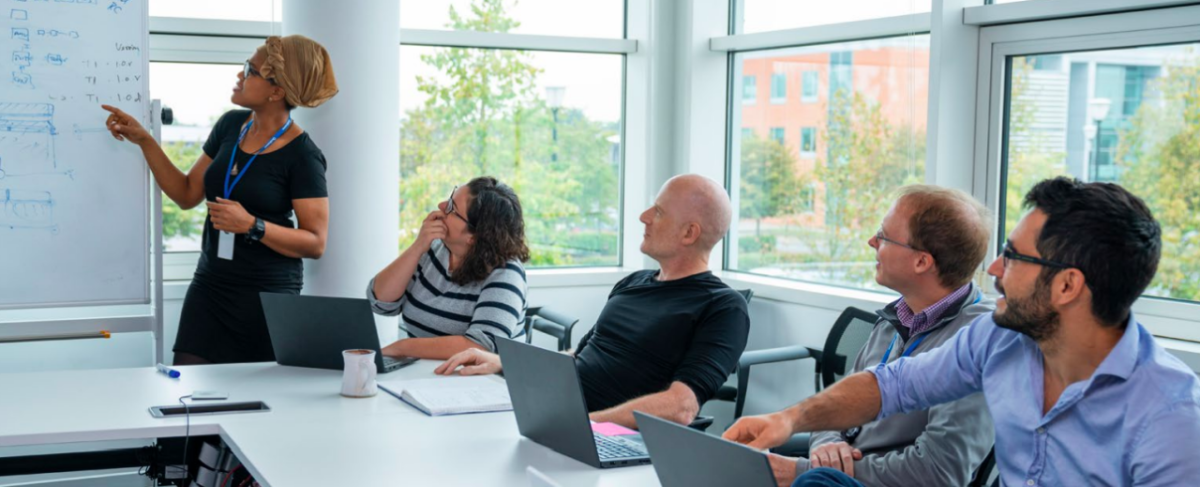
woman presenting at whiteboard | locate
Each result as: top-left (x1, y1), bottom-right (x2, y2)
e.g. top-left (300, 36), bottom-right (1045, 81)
top-left (101, 35), bottom-right (338, 365)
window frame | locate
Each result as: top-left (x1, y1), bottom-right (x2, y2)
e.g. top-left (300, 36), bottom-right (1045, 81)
top-left (801, 70), bottom-right (819, 103)
top-left (720, 0), bottom-right (1200, 345)
top-left (719, 13), bottom-right (933, 295)
top-left (769, 72), bottom-right (787, 103)
top-left (149, 9), bottom-right (639, 279)
top-left (743, 75), bottom-right (757, 103)
top-left (799, 126), bottom-right (816, 158)
top-left (973, 4), bottom-right (1200, 340)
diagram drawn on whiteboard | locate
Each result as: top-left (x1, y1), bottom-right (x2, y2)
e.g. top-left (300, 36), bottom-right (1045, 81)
top-left (0, 188), bottom-right (57, 233)
top-left (0, 102), bottom-right (62, 180)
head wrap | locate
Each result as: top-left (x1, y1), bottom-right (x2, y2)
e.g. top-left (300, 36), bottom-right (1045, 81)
top-left (257, 35), bottom-right (339, 108)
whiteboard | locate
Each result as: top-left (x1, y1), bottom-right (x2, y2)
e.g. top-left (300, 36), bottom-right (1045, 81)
top-left (0, 0), bottom-right (150, 310)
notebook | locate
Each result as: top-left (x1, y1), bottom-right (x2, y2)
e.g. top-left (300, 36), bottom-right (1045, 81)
top-left (378, 376), bottom-right (512, 416)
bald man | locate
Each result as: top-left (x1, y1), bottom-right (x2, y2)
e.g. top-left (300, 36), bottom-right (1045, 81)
top-left (436, 174), bottom-right (750, 429)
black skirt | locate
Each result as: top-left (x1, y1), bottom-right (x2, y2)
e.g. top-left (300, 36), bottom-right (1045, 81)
top-left (173, 273), bottom-right (301, 364)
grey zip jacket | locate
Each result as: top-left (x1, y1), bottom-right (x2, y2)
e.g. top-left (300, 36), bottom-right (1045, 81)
top-left (799, 284), bottom-right (996, 486)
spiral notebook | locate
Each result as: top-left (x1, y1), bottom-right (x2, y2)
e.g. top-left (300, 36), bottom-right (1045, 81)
top-left (379, 376), bottom-right (512, 416)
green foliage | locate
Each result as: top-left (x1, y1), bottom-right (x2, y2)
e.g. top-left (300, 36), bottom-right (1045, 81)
top-left (399, 0), bottom-right (620, 267)
top-left (815, 89), bottom-right (925, 285)
top-left (160, 141), bottom-right (206, 246)
top-left (1115, 51), bottom-right (1200, 300)
top-left (739, 133), bottom-right (809, 234)
top-left (1004, 58), bottom-right (1068, 237)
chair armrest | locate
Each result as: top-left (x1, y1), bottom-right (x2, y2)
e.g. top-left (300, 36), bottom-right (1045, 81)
top-left (738, 345), bottom-right (817, 369)
top-left (688, 415), bottom-right (714, 432)
top-left (733, 345), bottom-right (819, 420)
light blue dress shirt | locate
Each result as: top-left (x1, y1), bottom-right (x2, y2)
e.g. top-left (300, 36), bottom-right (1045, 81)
top-left (869, 313), bottom-right (1200, 486)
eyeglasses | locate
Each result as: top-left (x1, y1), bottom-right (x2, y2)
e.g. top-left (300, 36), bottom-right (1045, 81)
top-left (243, 60), bottom-right (276, 85)
top-left (874, 229), bottom-right (922, 252)
top-left (445, 185), bottom-right (470, 225)
top-left (1001, 240), bottom-right (1071, 269)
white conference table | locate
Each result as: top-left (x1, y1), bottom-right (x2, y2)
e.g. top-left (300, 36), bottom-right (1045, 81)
top-left (0, 361), bottom-right (662, 486)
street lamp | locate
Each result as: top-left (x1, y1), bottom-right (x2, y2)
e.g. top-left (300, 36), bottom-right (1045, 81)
top-left (1085, 97), bottom-right (1111, 181)
top-left (545, 86), bottom-right (565, 163)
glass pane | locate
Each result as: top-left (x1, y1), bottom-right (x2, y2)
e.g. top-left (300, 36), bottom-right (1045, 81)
top-left (1002, 44), bottom-right (1200, 302)
top-left (151, 62), bottom-right (241, 252)
top-left (740, 0), bottom-right (931, 34)
top-left (150, 0), bottom-right (281, 22)
top-left (402, 0), bottom-right (623, 39)
top-left (400, 46), bottom-right (623, 267)
top-left (729, 35), bottom-right (930, 291)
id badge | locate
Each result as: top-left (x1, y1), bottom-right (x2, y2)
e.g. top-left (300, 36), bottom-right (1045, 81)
top-left (218, 231), bottom-right (235, 260)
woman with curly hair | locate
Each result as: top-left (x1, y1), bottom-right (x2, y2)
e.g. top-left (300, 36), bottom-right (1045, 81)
top-left (368, 177), bottom-right (530, 359)
top-left (103, 35), bottom-right (338, 365)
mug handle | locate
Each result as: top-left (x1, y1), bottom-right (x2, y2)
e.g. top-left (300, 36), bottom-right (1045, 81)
top-left (358, 358), bottom-right (371, 390)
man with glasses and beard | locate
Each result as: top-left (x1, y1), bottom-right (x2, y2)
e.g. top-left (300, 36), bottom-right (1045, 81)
top-left (724, 177), bottom-right (1200, 486)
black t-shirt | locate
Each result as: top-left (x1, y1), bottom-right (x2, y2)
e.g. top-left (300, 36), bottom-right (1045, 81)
top-left (573, 270), bottom-right (750, 412)
top-left (196, 110), bottom-right (328, 285)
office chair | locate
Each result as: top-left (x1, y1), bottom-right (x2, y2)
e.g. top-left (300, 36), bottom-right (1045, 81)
top-left (523, 306), bottom-right (580, 352)
top-left (713, 306), bottom-right (877, 455)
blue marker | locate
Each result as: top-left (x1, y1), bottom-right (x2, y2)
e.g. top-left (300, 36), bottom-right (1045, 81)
top-left (156, 363), bottom-right (181, 379)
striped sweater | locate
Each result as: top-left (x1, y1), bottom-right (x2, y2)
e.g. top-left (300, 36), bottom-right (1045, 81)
top-left (366, 240), bottom-right (527, 352)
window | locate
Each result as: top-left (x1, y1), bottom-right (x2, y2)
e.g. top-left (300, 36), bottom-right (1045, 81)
top-left (769, 127), bottom-right (785, 145)
top-left (728, 35), bottom-right (930, 290)
top-left (150, 62), bottom-right (241, 253)
top-left (800, 127), bottom-right (816, 157)
top-left (739, 0), bottom-right (931, 34)
top-left (399, 42), bottom-right (624, 267)
top-left (743, 75), bottom-right (757, 103)
top-left (770, 72), bottom-right (787, 103)
top-left (801, 70), bottom-right (819, 103)
top-left (1001, 43), bottom-right (1200, 303)
top-left (401, 0), bottom-right (624, 38)
top-left (149, 0), bottom-right (281, 22)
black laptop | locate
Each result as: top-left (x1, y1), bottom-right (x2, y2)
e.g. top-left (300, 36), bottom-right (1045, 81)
top-left (260, 293), bottom-right (417, 374)
top-left (495, 338), bottom-right (651, 468)
top-left (635, 411), bottom-right (775, 487)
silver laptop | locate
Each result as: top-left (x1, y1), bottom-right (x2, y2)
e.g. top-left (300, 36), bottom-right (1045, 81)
top-left (635, 411), bottom-right (775, 487)
top-left (496, 338), bottom-right (650, 468)
top-left (260, 293), bottom-right (416, 374)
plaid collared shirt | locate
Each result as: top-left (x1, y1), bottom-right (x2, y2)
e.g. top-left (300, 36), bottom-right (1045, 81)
top-left (894, 283), bottom-right (972, 336)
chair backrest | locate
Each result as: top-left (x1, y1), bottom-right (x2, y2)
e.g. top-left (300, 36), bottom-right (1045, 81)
top-left (737, 288), bottom-right (754, 305)
top-left (818, 306), bottom-right (878, 389)
top-left (523, 306), bottom-right (580, 352)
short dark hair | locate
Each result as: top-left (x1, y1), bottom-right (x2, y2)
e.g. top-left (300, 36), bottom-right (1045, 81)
top-left (451, 177), bottom-right (530, 286)
top-left (1023, 177), bottom-right (1161, 326)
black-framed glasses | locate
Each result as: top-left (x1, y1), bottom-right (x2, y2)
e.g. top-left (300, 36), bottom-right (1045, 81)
top-left (1001, 240), bottom-right (1071, 269)
top-left (874, 229), bottom-right (922, 252)
top-left (445, 185), bottom-right (470, 225)
top-left (243, 60), bottom-right (276, 85)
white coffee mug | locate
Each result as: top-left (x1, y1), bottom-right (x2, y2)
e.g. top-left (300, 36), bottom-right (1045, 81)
top-left (341, 349), bottom-right (378, 398)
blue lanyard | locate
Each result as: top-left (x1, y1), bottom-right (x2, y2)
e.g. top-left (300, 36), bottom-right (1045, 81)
top-left (223, 116), bottom-right (292, 199)
top-left (878, 292), bottom-right (982, 366)
top-left (880, 332), bottom-right (927, 366)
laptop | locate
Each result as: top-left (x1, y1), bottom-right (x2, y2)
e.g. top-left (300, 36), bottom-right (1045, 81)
top-left (635, 411), bottom-right (775, 487)
top-left (260, 293), bottom-right (417, 374)
top-left (495, 338), bottom-right (651, 468)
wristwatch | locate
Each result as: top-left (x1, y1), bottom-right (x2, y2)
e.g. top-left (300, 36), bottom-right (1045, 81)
top-left (246, 217), bottom-right (266, 243)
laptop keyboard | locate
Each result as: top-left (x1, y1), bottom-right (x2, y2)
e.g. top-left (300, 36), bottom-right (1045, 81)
top-left (594, 433), bottom-right (646, 460)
